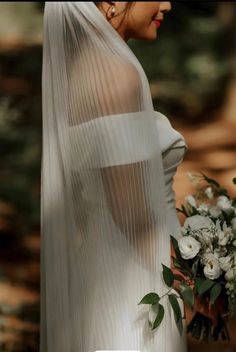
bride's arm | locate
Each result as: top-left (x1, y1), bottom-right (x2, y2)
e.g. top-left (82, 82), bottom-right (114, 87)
top-left (101, 162), bottom-right (155, 240)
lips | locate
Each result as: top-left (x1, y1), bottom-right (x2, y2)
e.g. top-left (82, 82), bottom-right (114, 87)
top-left (152, 19), bottom-right (162, 28)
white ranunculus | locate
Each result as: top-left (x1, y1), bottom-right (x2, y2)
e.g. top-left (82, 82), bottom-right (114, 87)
top-left (209, 206), bottom-right (221, 219)
top-left (197, 203), bottom-right (209, 215)
top-left (182, 215), bottom-right (214, 243)
top-left (213, 249), bottom-right (221, 259)
top-left (231, 217), bottom-right (236, 234)
top-left (185, 195), bottom-right (197, 208)
top-left (203, 256), bottom-right (221, 280)
top-left (205, 186), bottom-right (214, 199)
top-left (178, 236), bottom-right (201, 260)
top-left (219, 256), bottom-right (232, 272)
top-left (183, 215), bottom-right (214, 232)
top-left (225, 268), bottom-right (235, 281)
top-left (216, 196), bottom-right (233, 215)
top-left (214, 246), bottom-right (227, 258)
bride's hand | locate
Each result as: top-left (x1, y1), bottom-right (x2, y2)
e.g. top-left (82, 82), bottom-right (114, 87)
top-left (193, 295), bottom-right (228, 326)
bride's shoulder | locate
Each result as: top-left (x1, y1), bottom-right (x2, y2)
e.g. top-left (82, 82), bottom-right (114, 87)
top-left (153, 110), bottom-right (172, 126)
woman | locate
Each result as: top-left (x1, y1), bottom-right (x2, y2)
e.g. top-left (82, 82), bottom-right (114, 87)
top-left (41, 2), bottom-right (188, 351)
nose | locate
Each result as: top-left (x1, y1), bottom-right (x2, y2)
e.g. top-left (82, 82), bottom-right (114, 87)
top-left (159, 1), bottom-right (172, 13)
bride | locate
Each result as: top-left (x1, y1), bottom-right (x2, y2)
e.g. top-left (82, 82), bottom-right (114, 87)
top-left (41, 2), bottom-right (188, 351)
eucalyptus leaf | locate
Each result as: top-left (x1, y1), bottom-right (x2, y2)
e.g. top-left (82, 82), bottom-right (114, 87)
top-left (138, 292), bottom-right (160, 305)
top-left (179, 282), bottom-right (194, 308)
top-left (162, 264), bottom-right (174, 287)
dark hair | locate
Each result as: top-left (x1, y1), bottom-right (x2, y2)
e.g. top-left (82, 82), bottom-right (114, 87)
top-left (94, 2), bottom-right (135, 29)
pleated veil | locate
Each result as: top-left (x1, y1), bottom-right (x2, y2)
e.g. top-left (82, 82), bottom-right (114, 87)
top-left (41, 2), bottom-right (174, 351)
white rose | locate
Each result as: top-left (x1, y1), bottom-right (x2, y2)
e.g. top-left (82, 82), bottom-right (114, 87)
top-left (205, 187), bottom-right (214, 199)
top-left (225, 268), bottom-right (235, 281)
top-left (209, 206), bottom-right (221, 219)
top-left (178, 236), bottom-right (201, 260)
top-left (203, 256), bottom-right (221, 280)
top-left (217, 196), bottom-right (233, 215)
top-left (202, 252), bottom-right (217, 265)
top-left (219, 256), bottom-right (232, 272)
top-left (185, 195), bottom-right (197, 208)
top-left (231, 217), bottom-right (236, 234)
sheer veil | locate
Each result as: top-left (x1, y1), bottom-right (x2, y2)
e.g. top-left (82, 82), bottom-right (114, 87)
top-left (41, 2), bottom-right (175, 351)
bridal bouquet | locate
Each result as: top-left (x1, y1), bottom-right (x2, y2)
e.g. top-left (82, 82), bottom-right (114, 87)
top-left (138, 172), bottom-right (236, 342)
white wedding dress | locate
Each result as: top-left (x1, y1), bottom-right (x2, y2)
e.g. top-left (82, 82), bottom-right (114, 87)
top-left (67, 111), bottom-right (188, 352)
top-left (41, 3), bottom-right (189, 352)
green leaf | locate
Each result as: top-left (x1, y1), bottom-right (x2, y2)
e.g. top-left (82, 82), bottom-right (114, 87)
top-left (198, 279), bottom-right (215, 296)
top-left (201, 172), bottom-right (220, 188)
top-left (174, 274), bottom-right (184, 282)
top-left (210, 283), bottom-right (222, 304)
top-left (170, 235), bottom-right (179, 251)
top-left (179, 282), bottom-right (194, 308)
top-left (138, 292), bottom-right (160, 305)
top-left (195, 277), bottom-right (205, 294)
top-left (172, 256), bottom-right (182, 268)
top-left (192, 258), bottom-right (199, 276)
top-left (218, 188), bottom-right (228, 196)
top-left (181, 204), bottom-right (189, 216)
top-left (176, 207), bottom-right (187, 215)
top-left (168, 294), bottom-right (182, 323)
top-left (152, 303), bottom-right (165, 330)
top-left (162, 264), bottom-right (174, 287)
top-left (172, 257), bottom-right (192, 276)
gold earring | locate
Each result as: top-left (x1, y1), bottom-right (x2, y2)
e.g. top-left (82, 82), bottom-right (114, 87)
top-left (111, 5), bottom-right (116, 16)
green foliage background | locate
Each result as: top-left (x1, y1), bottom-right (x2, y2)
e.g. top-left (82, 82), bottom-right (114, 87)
top-left (0, 2), bottom-right (235, 235)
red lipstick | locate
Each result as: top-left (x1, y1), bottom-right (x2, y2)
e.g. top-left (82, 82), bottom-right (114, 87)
top-left (152, 19), bottom-right (162, 28)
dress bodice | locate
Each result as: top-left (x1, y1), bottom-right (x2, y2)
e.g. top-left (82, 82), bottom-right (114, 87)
top-left (70, 110), bottom-right (188, 212)
top-left (153, 111), bottom-right (188, 210)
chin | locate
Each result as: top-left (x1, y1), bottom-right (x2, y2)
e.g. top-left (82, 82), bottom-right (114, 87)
top-left (143, 31), bottom-right (157, 41)
top-left (133, 31), bottom-right (157, 41)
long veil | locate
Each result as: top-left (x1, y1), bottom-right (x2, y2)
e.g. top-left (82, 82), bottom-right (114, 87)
top-left (41, 2), bottom-right (175, 351)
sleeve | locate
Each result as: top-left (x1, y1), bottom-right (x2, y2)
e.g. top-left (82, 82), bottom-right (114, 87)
top-left (69, 109), bottom-right (168, 269)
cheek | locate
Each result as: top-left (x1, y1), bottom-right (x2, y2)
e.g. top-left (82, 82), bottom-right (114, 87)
top-left (126, 7), bottom-right (159, 40)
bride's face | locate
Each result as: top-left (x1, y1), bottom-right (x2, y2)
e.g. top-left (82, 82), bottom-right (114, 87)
top-left (96, 2), bottom-right (172, 41)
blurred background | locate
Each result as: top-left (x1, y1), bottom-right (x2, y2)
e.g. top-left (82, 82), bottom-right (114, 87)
top-left (0, 2), bottom-right (235, 351)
